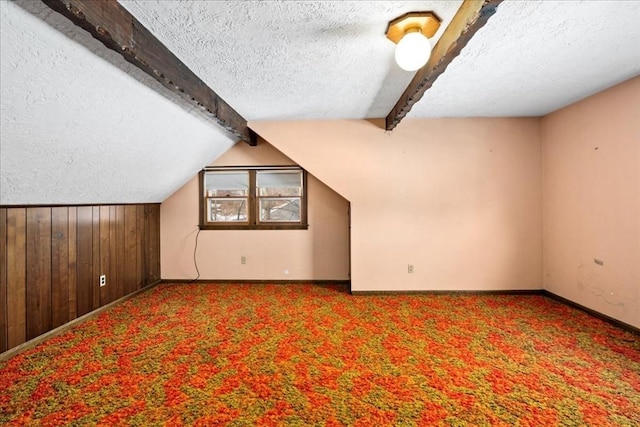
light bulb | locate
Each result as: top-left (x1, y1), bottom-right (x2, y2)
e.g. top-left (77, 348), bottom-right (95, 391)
top-left (395, 30), bottom-right (431, 71)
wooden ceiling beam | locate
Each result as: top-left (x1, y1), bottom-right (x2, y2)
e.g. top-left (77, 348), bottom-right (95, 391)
top-left (41, 0), bottom-right (255, 145)
top-left (385, 0), bottom-right (504, 131)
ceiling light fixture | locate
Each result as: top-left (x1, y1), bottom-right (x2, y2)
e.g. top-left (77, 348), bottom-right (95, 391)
top-left (386, 12), bottom-right (442, 72)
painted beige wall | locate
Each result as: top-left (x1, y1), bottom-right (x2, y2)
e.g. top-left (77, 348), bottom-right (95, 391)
top-left (160, 141), bottom-right (350, 280)
top-left (542, 76), bottom-right (640, 329)
top-left (161, 80), bottom-right (637, 327)
top-left (251, 118), bottom-right (542, 292)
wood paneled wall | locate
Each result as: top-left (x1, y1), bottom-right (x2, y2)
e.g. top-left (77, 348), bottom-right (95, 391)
top-left (0, 204), bottom-right (160, 354)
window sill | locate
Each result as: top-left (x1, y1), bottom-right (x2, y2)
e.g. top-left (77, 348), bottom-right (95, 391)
top-left (199, 224), bottom-right (309, 231)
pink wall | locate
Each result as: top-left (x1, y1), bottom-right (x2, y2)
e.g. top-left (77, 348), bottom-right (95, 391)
top-left (161, 79), bottom-right (637, 328)
top-left (542, 77), bottom-right (640, 328)
top-left (160, 141), bottom-right (350, 281)
top-left (251, 118), bottom-right (542, 292)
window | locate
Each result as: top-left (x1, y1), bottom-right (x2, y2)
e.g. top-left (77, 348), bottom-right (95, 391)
top-left (200, 166), bottom-right (307, 230)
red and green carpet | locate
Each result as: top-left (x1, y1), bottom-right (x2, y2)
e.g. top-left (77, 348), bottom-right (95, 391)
top-left (1, 283), bottom-right (639, 426)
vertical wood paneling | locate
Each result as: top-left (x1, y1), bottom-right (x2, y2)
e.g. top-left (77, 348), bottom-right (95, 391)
top-left (51, 207), bottom-right (69, 328)
top-left (26, 208), bottom-right (52, 340)
top-left (91, 207), bottom-right (100, 311)
top-left (76, 207), bottom-right (93, 317)
top-left (148, 205), bottom-right (161, 283)
top-left (115, 205), bottom-right (125, 299)
top-left (1, 204), bottom-right (160, 354)
top-left (68, 208), bottom-right (77, 321)
top-left (0, 209), bottom-right (7, 353)
top-left (108, 206), bottom-right (118, 304)
top-left (99, 206), bottom-right (110, 306)
top-left (6, 209), bottom-right (26, 348)
top-left (124, 206), bottom-right (137, 295)
top-left (136, 205), bottom-right (146, 289)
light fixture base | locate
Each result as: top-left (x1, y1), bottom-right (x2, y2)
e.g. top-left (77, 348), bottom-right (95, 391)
top-left (386, 12), bottom-right (442, 44)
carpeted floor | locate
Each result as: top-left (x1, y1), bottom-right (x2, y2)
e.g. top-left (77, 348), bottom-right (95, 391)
top-left (1, 283), bottom-right (639, 426)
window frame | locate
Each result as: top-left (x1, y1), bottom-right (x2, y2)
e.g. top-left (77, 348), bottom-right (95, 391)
top-left (199, 166), bottom-right (308, 230)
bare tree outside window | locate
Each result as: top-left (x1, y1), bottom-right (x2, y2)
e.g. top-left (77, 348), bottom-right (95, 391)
top-left (257, 171), bottom-right (302, 222)
top-left (200, 167), bottom-right (307, 230)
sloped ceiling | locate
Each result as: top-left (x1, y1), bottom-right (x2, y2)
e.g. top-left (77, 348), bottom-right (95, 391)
top-left (1, 0), bottom-right (639, 205)
top-left (407, 0), bottom-right (640, 117)
top-left (0, 0), bottom-right (236, 205)
top-left (119, 0), bottom-right (464, 120)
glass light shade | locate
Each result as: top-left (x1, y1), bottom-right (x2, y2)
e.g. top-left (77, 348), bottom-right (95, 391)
top-left (394, 30), bottom-right (431, 71)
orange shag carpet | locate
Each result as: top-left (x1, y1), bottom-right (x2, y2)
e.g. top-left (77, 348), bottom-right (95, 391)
top-left (1, 283), bottom-right (639, 426)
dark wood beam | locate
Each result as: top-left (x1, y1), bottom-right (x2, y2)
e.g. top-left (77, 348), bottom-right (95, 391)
top-left (41, 0), bottom-right (255, 145)
top-left (385, 0), bottom-right (504, 131)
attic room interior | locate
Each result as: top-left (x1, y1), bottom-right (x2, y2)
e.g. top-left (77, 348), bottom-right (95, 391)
top-left (0, 0), bottom-right (639, 424)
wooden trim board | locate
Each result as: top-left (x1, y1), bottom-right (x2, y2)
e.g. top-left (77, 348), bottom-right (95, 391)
top-left (0, 280), bottom-right (161, 362)
top-left (353, 288), bottom-right (639, 335)
top-left (542, 290), bottom-right (639, 336)
top-left (3, 283), bottom-right (635, 362)
top-left (161, 279), bottom-right (351, 286)
top-left (351, 289), bottom-right (543, 296)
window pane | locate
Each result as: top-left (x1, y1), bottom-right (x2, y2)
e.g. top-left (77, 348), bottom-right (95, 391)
top-left (205, 172), bottom-right (249, 197)
top-left (257, 171), bottom-right (301, 197)
top-left (208, 199), bottom-right (248, 222)
top-left (259, 198), bottom-right (300, 222)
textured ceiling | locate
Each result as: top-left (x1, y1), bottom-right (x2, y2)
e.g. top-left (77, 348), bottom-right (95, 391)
top-left (408, 0), bottom-right (640, 118)
top-left (1, 0), bottom-right (639, 205)
top-left (0, 1), bottom-right (235, 205)
top-left (121, 0), bottom-right (640, 121)
top-left (119, 0), bottom-right (463, 121)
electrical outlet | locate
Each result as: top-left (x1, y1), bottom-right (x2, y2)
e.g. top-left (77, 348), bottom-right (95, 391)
top-left (284, 269), bottom-right (289, 275)
top-left (99, 274), bottom-right (106, 287)
top-left (241, 256), bottom-right (247, 265)
top-left (408, 264), bottom-right (414, 274)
